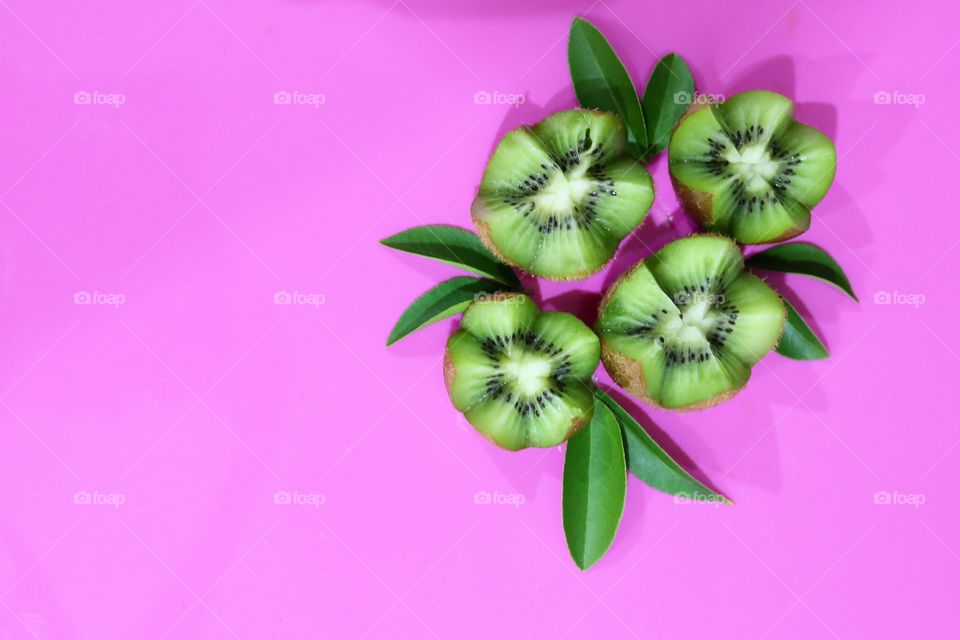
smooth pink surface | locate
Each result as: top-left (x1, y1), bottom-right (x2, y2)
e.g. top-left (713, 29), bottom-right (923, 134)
top-left (0, 0), bottom-right (957, 638)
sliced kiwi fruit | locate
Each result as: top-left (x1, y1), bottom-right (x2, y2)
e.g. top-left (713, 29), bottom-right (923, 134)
top-left (596, 235), bottom-right (785, 410)
top-left (471, 110), bottom-right (655, 281)
top-left (444, 293), bottom-right (600, 450)
top-left (669, 91), bottom-right (836, 244)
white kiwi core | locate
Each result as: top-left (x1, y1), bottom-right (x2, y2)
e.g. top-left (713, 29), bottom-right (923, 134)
top-left (501, 351), bottom-right (553, 396)
top-left (724, 143), bottom-right (780, 192)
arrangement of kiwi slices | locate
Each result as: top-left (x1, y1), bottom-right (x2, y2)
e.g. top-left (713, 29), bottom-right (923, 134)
top-left (382, 16), bottom-right (855, 571)
top-left (471, 110), bottom-right (654, 280)
top-left (596, 235), bottom-right (786, 410)
top-left (669, 90), bottom-right (836, 244)
top-left (444, 294), bottom-right (600, 450)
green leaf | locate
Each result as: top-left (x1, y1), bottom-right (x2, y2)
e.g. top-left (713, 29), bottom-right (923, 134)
top-left (595, 389), bottom-right (731, 505)
top-left (568, 17), bottom-right (647, 154)
top-left (776, 298), bottom-right (829, 360)
top-left (386, 277), bottom-right (506, 346)
top-left (747, 242), bottom-right (858, 301)
top-left (380, 225), bottom-right (521, 288)
top-left (640, 53), bottom-right (694, 158)
top-left (563, 401), bottom-right (627, 570)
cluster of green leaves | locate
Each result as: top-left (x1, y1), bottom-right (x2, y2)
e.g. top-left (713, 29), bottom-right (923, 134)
top-left (747, 242), bottom-right (858, 360)
top-left (381, 226), bottom-right (522, 345)
top-left (381, 18), bottom-right (858, 571)
top-left (564, 390), bottom-right (730, 569)
top-left (569, 18), bottom-right (694, 161)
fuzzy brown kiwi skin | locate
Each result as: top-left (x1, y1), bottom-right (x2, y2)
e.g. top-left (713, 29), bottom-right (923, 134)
top-left (670, 176), bottom-right (715, 226)
top-left (443, 299), bottom-right (595, 450)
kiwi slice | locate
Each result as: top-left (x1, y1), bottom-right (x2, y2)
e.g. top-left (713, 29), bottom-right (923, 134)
top-left (669, 91), bottom-right (836, 244)
top-left (472, 110), bottom-right (655, 280)
top-left (444, 293), bottom-right (600, 450)
top-left (596, 235), bottom-right (785, 410)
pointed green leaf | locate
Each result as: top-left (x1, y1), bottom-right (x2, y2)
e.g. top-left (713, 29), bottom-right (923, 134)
top-left (381, 225), bottom-right (521, 288)
top-left (776, 298), bottom-right (829, 360)
top-left (386, 277), bottom-right (507, 346)
top-left (747, 242), bottom-right (857, 301)
top-left (595, 389), bottom-right (731, 505)
top-left (640, 53), bottom-right (694, 158)
top-left (568, 17), bottom-right (647, 154)
top-left (563, 401), bottom-right (627, 570)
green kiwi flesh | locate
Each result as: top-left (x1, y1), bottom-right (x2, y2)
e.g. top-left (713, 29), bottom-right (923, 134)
top-left (472, 110), bottom-right (654, 280)
top-left (669, 91), bottom-right (836, 244)
top-left (596, 235), bottom-right (786, 410)
top-left (444, 294), bottom-right (599, 450)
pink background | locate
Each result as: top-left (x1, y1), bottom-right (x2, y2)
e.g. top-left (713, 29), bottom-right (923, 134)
top-left (0, 0), bottom-right (957, 638)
